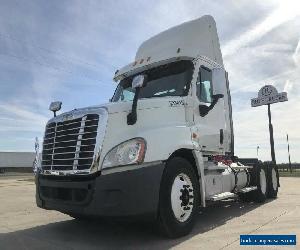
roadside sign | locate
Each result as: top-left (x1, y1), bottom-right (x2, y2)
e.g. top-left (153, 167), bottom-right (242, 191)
top-left (251, 84), bottom-right (289, 164)
top-left (251, 85), bottom-right (288, 107)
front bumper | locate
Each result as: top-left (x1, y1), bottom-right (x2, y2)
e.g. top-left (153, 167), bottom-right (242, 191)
top-left (36, 162), bottom-right (165, 218)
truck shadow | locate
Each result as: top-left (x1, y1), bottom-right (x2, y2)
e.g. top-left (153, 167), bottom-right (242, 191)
top-left (0, 199), bottom-right (274, 250)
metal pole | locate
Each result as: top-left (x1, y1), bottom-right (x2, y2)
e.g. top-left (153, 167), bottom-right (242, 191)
top-left (268, 104), bottom-right (276, 164)
top-left (287, 134), bottom-right (292, 172)
top-left (257, 146), bottom-right (259, 158)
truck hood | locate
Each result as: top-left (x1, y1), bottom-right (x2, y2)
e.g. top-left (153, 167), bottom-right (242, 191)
top-left (102, 96), bottom-right (187, 114)
top-left (48, 96), bottom-right (184, 124)
top-left (99, 99), bottom-right (162, 114)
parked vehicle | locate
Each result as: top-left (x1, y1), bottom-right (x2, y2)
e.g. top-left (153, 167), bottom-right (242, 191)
top-left (35, 15), bottom-right (279, 238)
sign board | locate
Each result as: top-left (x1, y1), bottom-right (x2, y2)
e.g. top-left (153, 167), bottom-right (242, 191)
top-left (251, 85), bottom-right (288, 107)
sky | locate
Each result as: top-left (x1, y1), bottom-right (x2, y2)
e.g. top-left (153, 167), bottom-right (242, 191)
top-left (0, 0), bottom-right (299, 163)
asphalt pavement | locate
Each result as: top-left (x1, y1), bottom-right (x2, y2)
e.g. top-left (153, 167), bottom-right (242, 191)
top-left (0, 175), bottom-right (299, 249)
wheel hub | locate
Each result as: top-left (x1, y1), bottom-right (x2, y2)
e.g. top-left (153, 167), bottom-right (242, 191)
top-left (260, 169), bottom-right (267, 194)
top-left (180, 188), bottom-right (190, 206)
top-left (272, 168), bottom-right (278, 190)
top-left (171, 173), bottom-right (194, 222)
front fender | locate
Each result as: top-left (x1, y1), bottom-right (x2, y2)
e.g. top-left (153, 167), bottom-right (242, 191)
top-left (140, 125), bottom-right (195, 162)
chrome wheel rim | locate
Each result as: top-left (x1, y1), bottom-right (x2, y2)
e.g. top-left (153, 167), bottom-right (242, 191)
top-left (272, 168), bottom-right (278, 190)
top-left (260, 169), bottom-right (267, 194)
top-left (171, 173), bottom-right (194, 222)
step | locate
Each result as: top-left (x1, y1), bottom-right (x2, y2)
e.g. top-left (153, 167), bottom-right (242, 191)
top-left (204, 162), bottom-right (228, 171)
top-left (208, 192), bottom-right (237, 201)
top-left (231, 165), bottom-right (253, 170)
top-left (238, 186), bottom-right (257, 193)
top-left (204, 165), bottom-right (228, 171)
top-left (231, 163), bottom-right (253, 170)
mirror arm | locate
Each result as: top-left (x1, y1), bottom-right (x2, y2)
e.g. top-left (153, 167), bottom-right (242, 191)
top-left (210, 96), bottom-right (219, 109)
top-left (127, 87), bottom-right (141, 125)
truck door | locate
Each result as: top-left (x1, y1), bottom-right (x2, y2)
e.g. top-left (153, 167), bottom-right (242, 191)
top-left (212, 68), bottom-right (233, 154)
top-left (193, 66), bottom-right (227, 153)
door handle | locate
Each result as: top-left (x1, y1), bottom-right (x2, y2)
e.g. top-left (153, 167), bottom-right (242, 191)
top-left (220, 129), bottom-right (224, 144)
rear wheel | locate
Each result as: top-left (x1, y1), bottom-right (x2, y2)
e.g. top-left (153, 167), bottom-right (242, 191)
top-left (252, 166), bottom-right (267, 203)
top-left (267, 165), bottom-right (279, 198)
top-left (157, 157), bottom-right (200, 238)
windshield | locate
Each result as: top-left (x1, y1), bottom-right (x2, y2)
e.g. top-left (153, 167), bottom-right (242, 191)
top-left (112, 60), bottom-right (194, 102)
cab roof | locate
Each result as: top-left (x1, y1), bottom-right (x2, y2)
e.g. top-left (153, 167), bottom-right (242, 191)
top-left (114, 15), bottom-right (223, 81)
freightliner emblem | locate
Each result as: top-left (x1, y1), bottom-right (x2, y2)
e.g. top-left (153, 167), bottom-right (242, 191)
top-left (169, 100), bottom-right (184, 107)
top-left (62, 113), bottom-right (74, 121)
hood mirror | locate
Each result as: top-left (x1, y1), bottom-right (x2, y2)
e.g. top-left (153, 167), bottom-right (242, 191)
top-left (132, 74), bottom-right (147, 89)
top-left (127, 74), bottom-right (147, 126)
top-left (49, 101), bottom-right (62, 117)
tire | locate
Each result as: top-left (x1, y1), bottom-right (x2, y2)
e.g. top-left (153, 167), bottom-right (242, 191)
top-left (157, 157), bottom-right (200, 238)
top-left (252, 165), bottom-right (267, 203)
top-left (267, 165), bottom-right (279, 198)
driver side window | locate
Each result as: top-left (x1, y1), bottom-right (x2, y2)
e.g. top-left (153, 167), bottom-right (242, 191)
top-left (121, 89), bottom-right (135, 101)
top-left (196, 67), bottom-right (212, 103)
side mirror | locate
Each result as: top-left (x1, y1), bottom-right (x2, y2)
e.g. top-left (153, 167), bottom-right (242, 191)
top-left (199, 94), bottom-right (224, 117)
top-left (127, 74), bottom-right (147, 125)
top-left (49, 101), bottom-right (62, 117)
top-left (132, 74), bottom-right (147, 88)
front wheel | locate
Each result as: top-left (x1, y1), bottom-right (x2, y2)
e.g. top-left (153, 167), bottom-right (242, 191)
top-left (157, 157), bottom-right (200, 238)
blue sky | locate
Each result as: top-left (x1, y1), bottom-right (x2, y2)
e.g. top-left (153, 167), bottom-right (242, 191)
top-left (0, 0), bottom-right (299, 163)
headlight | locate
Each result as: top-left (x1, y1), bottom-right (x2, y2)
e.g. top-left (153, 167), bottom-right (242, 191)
top-left (102, 138), bottom-right (146, 169)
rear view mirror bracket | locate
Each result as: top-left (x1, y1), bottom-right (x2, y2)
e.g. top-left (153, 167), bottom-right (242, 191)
top-left (127, 74), bottom-right (148, 125)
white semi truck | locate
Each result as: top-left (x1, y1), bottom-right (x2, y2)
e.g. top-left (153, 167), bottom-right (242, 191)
top-left (35, 15), bottom-right (279, 238)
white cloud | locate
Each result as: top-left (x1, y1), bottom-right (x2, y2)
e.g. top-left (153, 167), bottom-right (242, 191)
top-left (222, 0), bottom-right (300, 57)
top-left (283, 79), bottom-right (293, 93)
top-left (293, 39), bottom-right (300, 66)
top-left (0, 104), bottom-right (47, 122)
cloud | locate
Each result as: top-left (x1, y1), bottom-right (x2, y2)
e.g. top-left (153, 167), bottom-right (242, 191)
top-left (222, 0), bottom-right (300, 57)
top-left (0, 103), bottom-right (48, 138)
top-left (283, 79), bottom-right (293, 93)
top-left (0, 104), bottom-right (47, 121)
top-left (293, 39), bottom-right (300, 66)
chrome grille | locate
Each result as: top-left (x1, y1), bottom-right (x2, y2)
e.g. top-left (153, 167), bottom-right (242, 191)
top-left (42, 114), bottom-right (99, 171)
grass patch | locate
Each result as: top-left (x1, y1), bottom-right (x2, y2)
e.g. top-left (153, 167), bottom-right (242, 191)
top-left (279, 171), bottom-right (300, 177)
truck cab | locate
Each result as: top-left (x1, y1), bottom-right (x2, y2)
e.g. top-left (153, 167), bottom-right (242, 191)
top-left (35, 15), bottom-right (279, 238)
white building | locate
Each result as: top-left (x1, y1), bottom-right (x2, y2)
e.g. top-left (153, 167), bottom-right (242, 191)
top-left (0, 152), bottom-right (35, 170)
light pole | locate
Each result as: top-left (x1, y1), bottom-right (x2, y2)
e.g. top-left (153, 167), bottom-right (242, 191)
top-left (287, 134), bottom-right (292, 172)
top-left (267, 104), bottom-right (276, 164)
top-left (257, 145), bottom-right (260, 158)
